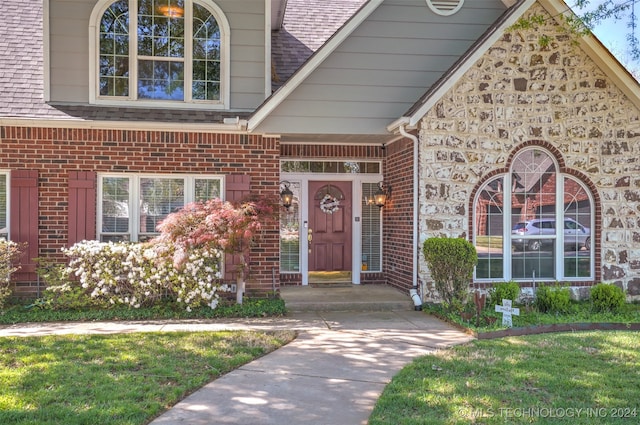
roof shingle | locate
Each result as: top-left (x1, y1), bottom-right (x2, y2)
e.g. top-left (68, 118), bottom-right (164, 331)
top-left (271, 0), bottom-right (366, 90)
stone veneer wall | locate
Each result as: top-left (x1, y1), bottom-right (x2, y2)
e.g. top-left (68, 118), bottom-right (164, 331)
top-left (417, 3), bottom-right (640, 300)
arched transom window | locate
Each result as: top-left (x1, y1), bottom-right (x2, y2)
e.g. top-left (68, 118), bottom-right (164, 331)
top-left (92, 0), bottom-right (229, 107)
top-left (473, 147), bottom-right (594, 282)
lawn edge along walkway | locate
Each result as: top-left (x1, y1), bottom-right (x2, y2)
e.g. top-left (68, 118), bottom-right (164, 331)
top-left (475, 322), bottom-right (640, 339)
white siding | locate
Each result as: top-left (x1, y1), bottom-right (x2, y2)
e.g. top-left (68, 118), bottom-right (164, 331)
top-left (256, 0), bottom-right (506, 135)
top-left (48, 0), bottom-right (267, 109)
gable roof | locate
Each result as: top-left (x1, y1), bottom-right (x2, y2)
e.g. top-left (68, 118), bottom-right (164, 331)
top-left (0, 0), bottom-right (248, 130)
top-left (251, 0), bottom-right (508, 141)
top-left (271, 0), bottom-right (367, 91)
top-left (390, 0), bottom-right (640, 130)
top-left (252, 0), bottom-right (383, 132)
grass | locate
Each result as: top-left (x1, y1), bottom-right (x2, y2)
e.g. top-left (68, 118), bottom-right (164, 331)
top-left (370, 331), bottom-right (640, 424)
top-left (424, 301), bottom-right (640, 333)
top-left (0, 297), bottom-right (287, 325)
top-left (0, 330), bottom-right (296, 425)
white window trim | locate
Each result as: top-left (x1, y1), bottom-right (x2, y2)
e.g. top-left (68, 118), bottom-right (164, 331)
top-left (97, 173), bottom-right (224, 241)
top-left (88, 0), bottom-right (231, 109)
top-left (279, 166), bottom-right (384, 285)
top-left (472, 149), bottom-right (595, 283)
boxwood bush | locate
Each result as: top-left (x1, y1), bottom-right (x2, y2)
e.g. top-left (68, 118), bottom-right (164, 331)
top-left (488, 281), bottom-right (521, 308)
top-left (534, 284), bottom-right (571, 313)
top-left (422, 237), bottom-right (477, 310)
top-left (591, 283), bottom-right (626, 313)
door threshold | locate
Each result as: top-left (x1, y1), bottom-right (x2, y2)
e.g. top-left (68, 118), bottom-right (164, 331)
top-left (308, 271), bottom-right (352, 284)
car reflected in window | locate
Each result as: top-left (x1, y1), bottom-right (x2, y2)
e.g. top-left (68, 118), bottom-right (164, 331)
top-left (511, 218), bottom-right (590, 251)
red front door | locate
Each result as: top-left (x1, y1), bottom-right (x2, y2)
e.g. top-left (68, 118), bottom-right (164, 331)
top-left (308, 181), bottom-right (352, 273)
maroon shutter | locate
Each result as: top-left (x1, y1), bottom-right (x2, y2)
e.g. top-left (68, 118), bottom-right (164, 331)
top-left (224, 174), bottom-right (251, 281)
top-left (68, 171), bottom-right (97, 246)
top-left (225, 174), bottom-right (251, 203)
top-left (10, 170), bottom-right (38, 281)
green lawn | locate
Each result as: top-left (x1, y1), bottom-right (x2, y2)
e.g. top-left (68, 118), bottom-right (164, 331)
top-left (0, 298), bottom-right (286, 325)
top-left (0, 330), bottom-right (295, 425)
top-left (370, 331), bottom-right (640, 424)
top-left (424, 301), bottom-right (640, 332)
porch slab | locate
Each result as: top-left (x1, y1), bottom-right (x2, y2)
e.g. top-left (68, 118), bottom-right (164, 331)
top-left (280, 284), bottom-right (415, 312)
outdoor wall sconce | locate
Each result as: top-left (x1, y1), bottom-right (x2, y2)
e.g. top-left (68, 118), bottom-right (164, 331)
top-left (280, 181), bottom-right (294, 209)
top-left (374, 181), bottom-right (391, 208)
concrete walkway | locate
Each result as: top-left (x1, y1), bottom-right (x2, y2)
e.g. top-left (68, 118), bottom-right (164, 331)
top-left (0, 310), bottom-right (473, 425)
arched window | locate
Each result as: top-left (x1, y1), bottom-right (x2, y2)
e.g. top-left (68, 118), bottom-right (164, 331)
top-left (473, 147), bottom-right (594, 282)
top-left (90, 0), bottom-right (229, 107)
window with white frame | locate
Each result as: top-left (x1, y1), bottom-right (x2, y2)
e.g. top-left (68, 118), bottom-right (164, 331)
top-left (0, 173), bottom-right (7, 240)
top-left (361, 182), bottom-right (382, 272)
top-left (279, 181), bottom-right (300, 273)
top-left (94, 0), bottom-right (229, 106)
top-left (473, 147), bottom-right (594, 282)
top-left (98, 174), bottom-right (222, 242)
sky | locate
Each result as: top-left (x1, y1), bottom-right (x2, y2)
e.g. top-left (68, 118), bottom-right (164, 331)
top-left (579, 1), bottom-right (639, 73)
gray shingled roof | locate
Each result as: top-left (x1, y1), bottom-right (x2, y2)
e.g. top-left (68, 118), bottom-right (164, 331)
top-left (0, 0), bottom-right (48, 119)
top-left (1, 0), bottom-right (364, 122)
top-left (271, 0), bottom-right (366, 91)
top-left (0, 0), bottom-right (249, 124)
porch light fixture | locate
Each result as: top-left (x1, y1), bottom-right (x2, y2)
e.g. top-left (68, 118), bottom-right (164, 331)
top-left (374, 181), bottom-right (391, 208)
top-left (280, 181), bottom-right (294, 209)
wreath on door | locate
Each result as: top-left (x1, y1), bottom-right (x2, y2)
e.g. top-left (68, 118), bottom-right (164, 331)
top-left (320, 193), bottom-right (340, 214)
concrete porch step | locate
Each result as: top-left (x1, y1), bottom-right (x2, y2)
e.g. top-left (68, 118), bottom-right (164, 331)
top-left (280, 284), bottom-right (415, 312)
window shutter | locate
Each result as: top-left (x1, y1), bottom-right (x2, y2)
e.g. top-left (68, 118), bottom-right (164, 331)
top-left (68, 171), bottom-right (97, 247)
top-left (224, 174), bottom-right (251, 281)
top-left (225, 174), bottom-right (251, 203)
top-left (10, 170), bottom-right (39, 281)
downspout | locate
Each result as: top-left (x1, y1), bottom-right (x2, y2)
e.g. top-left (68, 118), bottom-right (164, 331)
top-left (398, 123), bottom-right (422, 310)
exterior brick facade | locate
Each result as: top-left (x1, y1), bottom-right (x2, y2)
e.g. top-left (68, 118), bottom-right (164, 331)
top-left (384, 137), bottom-right (416, 292)
top-left (0, 126), bottom-right (281, 297)
top-left (416, 4), bottom-right (640, 300)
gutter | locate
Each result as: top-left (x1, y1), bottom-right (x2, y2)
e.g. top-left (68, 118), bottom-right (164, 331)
top-left (396, 118), bottom-right (422, 310)
top-left (0, 117), bottom-right (248, 133)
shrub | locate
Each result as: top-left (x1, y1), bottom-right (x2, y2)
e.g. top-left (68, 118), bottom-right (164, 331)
top-left (60, 240), bottom-right (227, 311)
top-left (534, 284), bottom-right (571, 313)
top-left (0, 240), bottom-right (24, 310)
top-left (422, 237), bottom-right (477, 309)
top-left (489, 281), bottom-right (521, 308)
top-left (35, 259), bottom-right (104, 310)
top-left (591, 283), bottom-right (626, 313)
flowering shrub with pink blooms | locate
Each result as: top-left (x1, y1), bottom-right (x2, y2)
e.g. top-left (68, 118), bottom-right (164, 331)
top-left (53, 197), bottom-right (273, 311)
top-left (153, 197), bottom-right (274, 276)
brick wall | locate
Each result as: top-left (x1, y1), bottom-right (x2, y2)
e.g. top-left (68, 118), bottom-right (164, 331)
top-left (416, 3), bottom-right (640, 300)
top-left (384, 137), bottom-right (416, 292)
top-left (0, 126), bottom-right (280, 297)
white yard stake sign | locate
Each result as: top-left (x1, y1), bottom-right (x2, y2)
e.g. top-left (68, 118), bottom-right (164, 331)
top-left (495, 299), bottom-right (519, 328)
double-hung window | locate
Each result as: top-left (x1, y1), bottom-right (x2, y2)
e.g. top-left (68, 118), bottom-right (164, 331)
top-left (92, 0), bottom-right (229, 107)
top-left (98, 174), bottom-right (222, 242)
